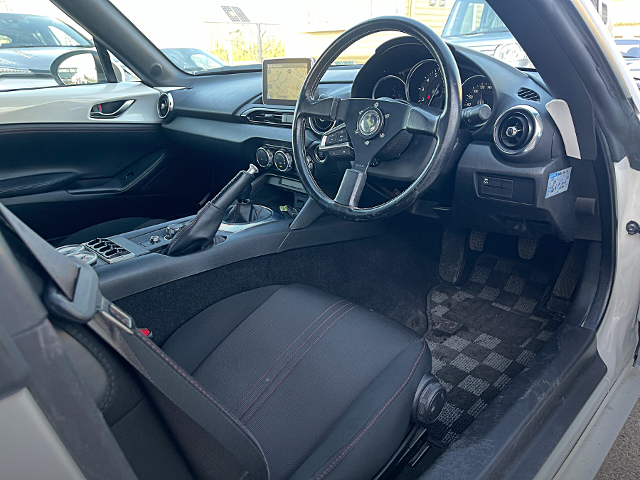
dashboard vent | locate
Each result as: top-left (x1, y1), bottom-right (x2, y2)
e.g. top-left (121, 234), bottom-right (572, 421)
top-left (244, 108), bottom-right (293, 127)
top-left (309, 117), bottom-right (335, 135)
top-left (157, 92), bottom-right (173, 119)
top-left (493, 105), bottom-right (542, 156)
top-left (517, 87), bottom-right (540, 102)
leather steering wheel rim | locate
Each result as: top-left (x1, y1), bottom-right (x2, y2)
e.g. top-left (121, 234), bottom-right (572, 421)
top-left (292, 16), bottom-right (462, 221)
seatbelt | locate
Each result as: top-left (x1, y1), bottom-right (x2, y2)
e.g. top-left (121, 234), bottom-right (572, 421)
top-left (0, 203), bottom-right (78, 300)
top-left (0, 202), bottom-right (269, 480)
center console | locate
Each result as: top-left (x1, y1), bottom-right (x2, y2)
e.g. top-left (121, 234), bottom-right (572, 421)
top-left (56, 207), bottom-right (283, 269)
top-left (56, 165), bottom-right (286, 267)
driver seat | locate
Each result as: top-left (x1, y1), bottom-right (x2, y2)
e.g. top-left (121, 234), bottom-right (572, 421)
top-left (0, 198), bottom-right (435, 480)
top-left (153, 283), bottom-right (430, 479)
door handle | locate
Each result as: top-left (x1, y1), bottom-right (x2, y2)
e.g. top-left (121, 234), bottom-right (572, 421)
top-left (90, 99), bottom-right (135, 119)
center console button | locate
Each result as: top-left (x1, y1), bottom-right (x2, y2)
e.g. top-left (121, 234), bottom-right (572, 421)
top-left (165, 223), bottom-right (184, 240)
top-left (149, 235), bottom-right (161, 244)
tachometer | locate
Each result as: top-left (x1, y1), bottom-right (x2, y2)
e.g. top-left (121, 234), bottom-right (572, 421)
top-left (406, 60), bottom-right (445, 109)
top-left (462, 75), bottom-right (494, 111)
top-left (372, 75), bottom-right (406, 100)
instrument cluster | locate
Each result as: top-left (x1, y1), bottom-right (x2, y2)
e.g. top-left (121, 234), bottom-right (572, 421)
top-left (371, 59), bottom-right (495, 114)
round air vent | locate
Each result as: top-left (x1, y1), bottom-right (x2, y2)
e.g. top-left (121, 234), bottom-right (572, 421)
top-left (493, 105), bottom-right (542, 156)
top-left (157, 92), bottom-right (174, 119)
top-left (308, 117), bottom-right (335, 136)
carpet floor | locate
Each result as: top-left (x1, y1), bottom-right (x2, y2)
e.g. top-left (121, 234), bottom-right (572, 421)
top-left (424, 254), bottom-right (563, 447)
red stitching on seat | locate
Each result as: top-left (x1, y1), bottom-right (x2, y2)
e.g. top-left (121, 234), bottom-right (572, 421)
top-left (314, 342), bottom-right (426, 480)
top-left (232, 298), bottom-right (348, 412)
top-left (242, 305), bottom-right (359, 424)
top-left (237, 302), bottom-right (353, 420)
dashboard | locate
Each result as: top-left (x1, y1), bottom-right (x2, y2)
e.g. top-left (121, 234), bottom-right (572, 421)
top-left (159, 37), bottom-right (601, 243)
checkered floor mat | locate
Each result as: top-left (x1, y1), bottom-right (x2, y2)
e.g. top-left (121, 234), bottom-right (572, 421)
top-left (425, 254), bottom-right (563, 447)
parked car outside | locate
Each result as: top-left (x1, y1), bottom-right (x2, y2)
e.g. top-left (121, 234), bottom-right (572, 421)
top-left (0, 13), bottom-right (93, 90)
top-left (442, 0), bottom-right (613, 69)
top-left (0, 13), bottom-right (138, 90)
top-left (615, 38), bottom-right (640, 74)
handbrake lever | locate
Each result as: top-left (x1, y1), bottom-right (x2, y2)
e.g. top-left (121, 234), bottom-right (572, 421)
top-left (165, 165), bottom-right (259, 256)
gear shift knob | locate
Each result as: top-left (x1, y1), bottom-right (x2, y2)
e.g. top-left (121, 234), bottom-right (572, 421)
top-left (165, 165), bottom-right (258, 256)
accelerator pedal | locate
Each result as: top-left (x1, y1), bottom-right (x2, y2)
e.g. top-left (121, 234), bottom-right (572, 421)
top-left (518, 236), bottom-right (539, 260)
top-left (469, 230), bottom-right (487, 252)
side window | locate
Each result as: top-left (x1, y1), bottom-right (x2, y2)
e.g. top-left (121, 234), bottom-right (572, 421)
top-left (0, 0), bottom-right (139, 91)
top-left (109, 52), bottom-right (141, 83)
top-left (462, 3), bottom-right (485, 34)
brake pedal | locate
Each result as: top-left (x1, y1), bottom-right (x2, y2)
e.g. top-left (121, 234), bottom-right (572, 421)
top-left (469, 230), bottom-right (487, 252)
top-left (518, 236), bottom-right (539, 260)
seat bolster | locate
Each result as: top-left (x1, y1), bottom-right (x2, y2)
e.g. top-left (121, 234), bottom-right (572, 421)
top-left (290, 339), bottom-right (430, 480)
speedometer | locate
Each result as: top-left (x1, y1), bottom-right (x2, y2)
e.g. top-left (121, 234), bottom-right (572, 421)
top-left (462, 75), bottom-right (494, 110)
top-left (373, 75), bottom-right (406, 100)
top-left (406, 60), bottom-right (445, 109)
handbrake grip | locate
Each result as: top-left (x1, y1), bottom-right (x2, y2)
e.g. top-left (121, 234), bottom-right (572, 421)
top-left (212, 164), bottom-right (258, 208)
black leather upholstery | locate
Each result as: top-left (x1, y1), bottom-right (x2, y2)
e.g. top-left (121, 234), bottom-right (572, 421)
top-left (164, 284), bottom-right (431, 480)
top-left (164, 201), bottom-right (226, 256)
top-left (224, 201), bottom-right (272, 224)
top-left (58, 217), bottom-right (165, 246)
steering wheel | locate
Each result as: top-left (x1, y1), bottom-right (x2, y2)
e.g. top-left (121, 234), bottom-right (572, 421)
top-left (293, 17), bottom-right (462, 221)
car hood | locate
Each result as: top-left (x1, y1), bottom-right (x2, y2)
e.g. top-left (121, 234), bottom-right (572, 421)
top-left (0, 47), bottom-right (87, 73)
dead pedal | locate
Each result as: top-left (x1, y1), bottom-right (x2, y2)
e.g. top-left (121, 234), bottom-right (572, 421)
top-left (518, 236), bottom-right (539, 260)
top-left (469, 230), bottom-right (487, 252)
top-left (439, 228), bottom-right (468, 285)
top-left (546, 242), bottom-right (587, 316)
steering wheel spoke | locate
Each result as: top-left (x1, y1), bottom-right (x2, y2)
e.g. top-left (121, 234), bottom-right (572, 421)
top-left (335, 167), bottom-right (368, 207)
top-left (405, 105), bottom-right (441, 137)
top-left (297, 96), bottom-right (342, 121)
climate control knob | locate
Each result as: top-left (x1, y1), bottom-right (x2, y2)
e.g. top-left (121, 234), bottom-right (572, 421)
top-left (274, 150), bottom-right (293, 172)
top-left (256, 147), bottom-right (273, 168)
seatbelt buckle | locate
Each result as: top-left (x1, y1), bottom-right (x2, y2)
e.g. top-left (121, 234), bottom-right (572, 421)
top-left (96, 297), bottom-right (135, 334)
top-left (45, 258), bottom-right (135, 335)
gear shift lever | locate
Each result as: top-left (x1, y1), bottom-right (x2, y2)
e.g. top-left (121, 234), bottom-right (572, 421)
top-left (165, 165), bottom-right (259, 256)
top-left (223, 181), bottom-right (272, 224)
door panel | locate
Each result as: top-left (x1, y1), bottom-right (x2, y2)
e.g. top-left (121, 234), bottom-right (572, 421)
top-left (0, 83), bottom-right (161, 124)
top-left (0, 83), bottom-right (212, 241)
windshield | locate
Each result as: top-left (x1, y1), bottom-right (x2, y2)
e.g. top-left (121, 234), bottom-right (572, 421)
top-left (0, 13), bottom-right (92, 48)
top-left (442, 0), bottom-right (508, 37)
top-left (109, 0), bottom-right (534, 73)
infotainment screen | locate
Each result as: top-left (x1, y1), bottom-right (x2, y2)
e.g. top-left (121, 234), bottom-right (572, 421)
top-left (262, 58), bottom-right (312, 106)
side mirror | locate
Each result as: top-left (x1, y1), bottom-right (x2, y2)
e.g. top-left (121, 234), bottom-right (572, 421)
top-left (51, 50), bottom-right (106, 86)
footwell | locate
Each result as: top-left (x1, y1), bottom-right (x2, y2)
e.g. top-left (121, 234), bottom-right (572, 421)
top-left (425, 254), bottom-right (563, 447)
